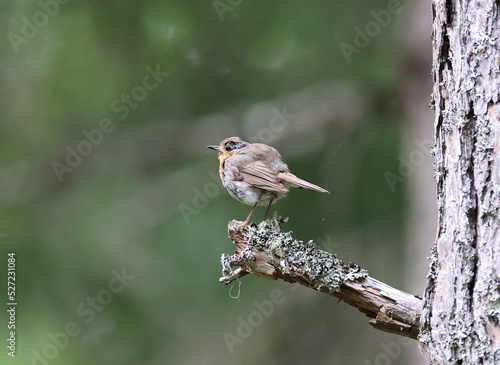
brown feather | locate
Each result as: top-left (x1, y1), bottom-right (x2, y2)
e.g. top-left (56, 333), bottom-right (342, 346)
top-left (240, 161), bottom-right (289, 193)
top-left (278, 172), bottom-right (330, 194)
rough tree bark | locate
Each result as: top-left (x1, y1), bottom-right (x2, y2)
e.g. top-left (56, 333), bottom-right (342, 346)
top-left (419, 0), bottom-right (500, 364)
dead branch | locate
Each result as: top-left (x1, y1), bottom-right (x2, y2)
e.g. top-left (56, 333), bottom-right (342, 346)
top-left (219, 214), bottom-right (422, 340)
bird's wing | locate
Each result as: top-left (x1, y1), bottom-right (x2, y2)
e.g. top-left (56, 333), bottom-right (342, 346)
top-left (278, 172), bottom-right (330, 194)
top-left (238, 161), bottom-right (289, 193)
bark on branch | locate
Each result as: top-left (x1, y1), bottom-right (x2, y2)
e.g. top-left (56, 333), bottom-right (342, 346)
top-left (219, 215), bottom-right (423, 340)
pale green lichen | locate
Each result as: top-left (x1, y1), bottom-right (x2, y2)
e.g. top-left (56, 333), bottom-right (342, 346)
top-left (242, 217), bottom-right (368, 292)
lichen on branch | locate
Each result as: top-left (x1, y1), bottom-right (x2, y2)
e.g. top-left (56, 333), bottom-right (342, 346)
top-left (219, 214), bottom-right (422, 339)
top-left (220, 215), bottom-right (368, 292)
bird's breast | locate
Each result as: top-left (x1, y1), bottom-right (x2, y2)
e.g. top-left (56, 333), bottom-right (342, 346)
top-left (218, 153), bottom-right (233, 180)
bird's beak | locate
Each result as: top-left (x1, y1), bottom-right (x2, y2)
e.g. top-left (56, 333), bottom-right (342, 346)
top-left (207, 145), bottom-right (223, 153)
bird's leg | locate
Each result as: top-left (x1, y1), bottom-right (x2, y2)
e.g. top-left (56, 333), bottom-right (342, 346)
top-left (241, 202), bottom-right (258, 226)
top-left (263, 198), bottom-right (274, 220)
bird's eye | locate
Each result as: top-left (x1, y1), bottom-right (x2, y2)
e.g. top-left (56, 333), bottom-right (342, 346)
top-left (225, 142), bottom-right (234, 151)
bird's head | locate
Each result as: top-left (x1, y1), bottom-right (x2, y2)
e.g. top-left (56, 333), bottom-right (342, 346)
top-left (207, 137), bottom-right (249, 155)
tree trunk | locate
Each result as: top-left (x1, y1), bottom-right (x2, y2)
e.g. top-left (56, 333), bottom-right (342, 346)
top-left (420, 0), bottom-right (500, 363)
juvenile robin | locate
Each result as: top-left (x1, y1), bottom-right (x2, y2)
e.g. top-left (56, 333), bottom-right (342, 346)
top-left (208, 137), bottom-right (329, 224)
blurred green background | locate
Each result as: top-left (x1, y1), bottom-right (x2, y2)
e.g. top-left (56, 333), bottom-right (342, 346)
top-left (0, 0), bottom-right (434, 364)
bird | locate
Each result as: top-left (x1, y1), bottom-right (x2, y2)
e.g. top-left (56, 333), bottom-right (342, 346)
top-left (207, 137), bottom-right (329, 225)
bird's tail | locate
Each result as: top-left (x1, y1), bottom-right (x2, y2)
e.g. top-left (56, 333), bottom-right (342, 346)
top-left (278, 172), bottom-right (329, 194)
